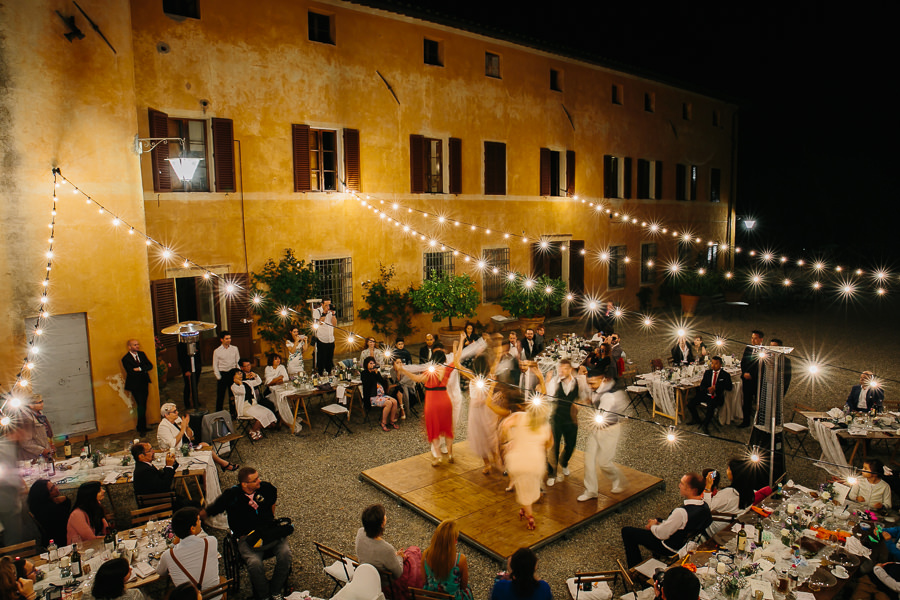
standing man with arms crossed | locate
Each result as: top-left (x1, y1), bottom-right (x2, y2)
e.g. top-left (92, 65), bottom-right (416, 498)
top-left (213, 331), bottom-right (241, 413)
top-left (122, 339), bottom-right (154, 434)
top-left (313, 300), bottom-right (336, 374)
top-left (738, 330), bottom-right (764, 428)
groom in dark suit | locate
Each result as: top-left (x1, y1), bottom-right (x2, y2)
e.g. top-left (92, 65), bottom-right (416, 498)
top-left (122, 339), bottom-right (154, 433)
top-left (687, 356), bottom-right (733, 433)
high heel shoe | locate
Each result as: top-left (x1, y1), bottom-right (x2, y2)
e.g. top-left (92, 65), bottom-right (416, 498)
top-left (380, 422), bottom-right (390, 432)
top-left (518, 508), bottom-right (526, 520)
top-left (526, 516), bottom-right (535, 530)
top-left (447, 454), bottom-right (454, 463)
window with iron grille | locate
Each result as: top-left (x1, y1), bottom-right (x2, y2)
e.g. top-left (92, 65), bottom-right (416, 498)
top-left (640, 243), bottom-right (657, 285)
top-left (423, 251), bottom-right (454, 280)
top-left (608, 246), bottom-right (626, 289)
top-left (706, 243), bottom-right (719, 271)
top-left (313, 257), bottom-right (353, 325)
top-left (482, 247), bottom-right (509, 302)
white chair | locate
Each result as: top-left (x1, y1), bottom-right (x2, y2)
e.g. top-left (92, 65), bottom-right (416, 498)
top-left (332, 563), bottom-right (384, 600)
top-left (313, 542), bottom-right (358, 598)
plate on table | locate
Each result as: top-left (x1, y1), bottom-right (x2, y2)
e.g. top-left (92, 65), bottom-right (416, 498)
top-left (831, 566), bottom-right (850, 579)
top-left (827, 548), bottom-right (860, 568)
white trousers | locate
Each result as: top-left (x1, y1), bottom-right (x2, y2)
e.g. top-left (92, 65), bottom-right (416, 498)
top-left (583, 424), bottom-right (626, 494)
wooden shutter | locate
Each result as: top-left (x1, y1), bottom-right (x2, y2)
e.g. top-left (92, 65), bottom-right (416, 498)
top-left (655, 161), bottom-right (663, 199)
top-left (539, 148), bottom-right (551, 196)
top-left (409, 134), bottom-right (425, 193)
top-left (484, 141), bottom-right (506, 195)
top-left (292, 124), bottom-right (311, 192)
top-left (225, 273), bottom-right (252, 361)
top-left (566, 150), bottom-right (576, 197)
top-left (569, 241), bottom-right (585, 296)
top-left (448, 137), bottom-right (462, 194)
top-left (150, 279), bottom-right (178, 349)
top-left (343, 128), bottom-right (361, 192)
top-left (623, 157), bottom-right (633, 199)
top-left (148, 109), bottom-right (171, 193)
top-left (211, 117), bottom-right (235, 192)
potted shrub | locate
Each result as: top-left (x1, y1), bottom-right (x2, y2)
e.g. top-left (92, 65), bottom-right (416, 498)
top-left (674, 269), bottom-right (717, 317)
top-left (499, 273), bottom-right (566, 330)
top-left (410, 271), bottom-right (480, 347)
top-left (358, 264), bottom-right (419, 340)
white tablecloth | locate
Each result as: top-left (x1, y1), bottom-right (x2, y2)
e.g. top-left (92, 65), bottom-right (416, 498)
top-left (638, 367), bottom-right (742, 424)
top-left (23, 451), bottom-right (227, 529)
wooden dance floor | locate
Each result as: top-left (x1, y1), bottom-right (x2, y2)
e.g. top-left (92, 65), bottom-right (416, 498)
top-left (360, 441), bottom-right (664, 561)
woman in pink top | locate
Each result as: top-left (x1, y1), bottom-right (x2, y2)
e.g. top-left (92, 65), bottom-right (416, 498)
top-left (67, 481), bottom-right (109, 545)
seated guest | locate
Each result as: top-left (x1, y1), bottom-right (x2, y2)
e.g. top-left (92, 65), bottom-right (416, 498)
top-left (200, 467), bottom-right (291, 600)
top-left (230, 368), bottom-right (277, 440)
top-left (490, 547), bottom-right (551, 600)
top-left (691, 336), bottom-right (708, 365)
top-left (355, 504), bottom-right (423, 598)
top-left (620, 473), bottom-right (711, 567)
top-left (264, 354), bottom-right (290, 387)
top-left (462, 322), bottom-right (480, 349)
top-left (156, 507), bottom-right (219, 592)
top-left (0, 556), bottom-right (35, 600)
top-left (85, 558), bottom-right (144, 600)
top-left (67, 481), bottom-right (108, 545)
top-left (846, 371), bottom-right (885, 413)
top-left (849, 459), bottom-right (892, 510)
top-left (585, 343), bottom-right (616, 380)
top-left (390, 357), bottom-right (415, 419)
top-left (27, 479), bottom-right (71, 548)
top-left (422, 520), bottom-right (473, 600)
top-left (15, 396), bottom-right (55, 461)
top-left (655, 566), bottom-right (701, 600)
top-left (240, 359), bottom-right (279, 416)
top-left (419, 333), bottom-right (436, 364)
top-left (701, 458), bottom-right (755, 537)
top-left (393, 339), bottom-right (413, 365)
top-left (360, 337), bottom-right (386, 366)
top-left (671, 338), bottom-right (695, 366)
top-left (852, 562), bottom-right (900, 600)
top-left (589, 328), bottom-right (606, 343)
top-left (157, 404), bottom-right (237, 471)
top-left (534, 325), bottom-right (545, 349)
top-left (361, 357), bottom-right (400, 431)
top-left (518, 329), bottom-right (543, 362)
top-left (132, 442), bottom-right (178, 497)
top-left (686, 357), bottom-right (733, 433)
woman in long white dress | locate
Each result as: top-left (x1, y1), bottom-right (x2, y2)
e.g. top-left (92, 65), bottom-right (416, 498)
top-left (230, 368), bottom-right (277, 439)
top-left (503, 370), bottom-right (551, 531)
top-left (284, 326), bottom-right (307, 378)
top-left (453, 334), bottom-right (504, 474)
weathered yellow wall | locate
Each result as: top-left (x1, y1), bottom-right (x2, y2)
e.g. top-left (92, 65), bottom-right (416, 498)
top-left (0, 0), bottom-right (157, 436)
top-left (130, 0), bottom-right (735, 351)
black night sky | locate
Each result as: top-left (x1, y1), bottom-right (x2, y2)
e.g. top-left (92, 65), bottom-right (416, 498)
top-left (363, 1), bottom-right (898, 265)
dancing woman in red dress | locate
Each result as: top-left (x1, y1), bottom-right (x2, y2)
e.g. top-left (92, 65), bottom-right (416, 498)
top-left (398, 349), bottom-right (456, 466)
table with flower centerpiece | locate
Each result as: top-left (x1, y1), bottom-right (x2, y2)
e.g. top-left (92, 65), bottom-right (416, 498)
top-left (632, 484), bottom-right (891, 599)
top-left (800, 409), bottom-right (900, 469)
top-left (270, 373), bottom-right (361, 433)
top-left (634, 358), bottom-right (743, 426)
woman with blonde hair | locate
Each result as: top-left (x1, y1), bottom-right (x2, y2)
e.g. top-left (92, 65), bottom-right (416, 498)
top-left (503, 390), bottom-right (552, 531)
top-left (422, 520), bottom-right (473, 600)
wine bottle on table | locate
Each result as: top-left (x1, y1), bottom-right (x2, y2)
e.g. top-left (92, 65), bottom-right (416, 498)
top-left (63, 436), bottom-right (72, 459)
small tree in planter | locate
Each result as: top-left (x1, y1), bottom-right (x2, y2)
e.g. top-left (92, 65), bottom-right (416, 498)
top-left (500, 273), bottom-right (566, 327)
top-left (410, 271), bottom-right (480, 342)
top-left (250, 249), bottom-right (321, 347)
top-left (358, 263), bottom-right (420, 340)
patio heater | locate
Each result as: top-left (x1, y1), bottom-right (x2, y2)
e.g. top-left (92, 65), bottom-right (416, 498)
top-left (750, 344), bottom-right (793, 488)
top-left (161, 320), bottom-right (217, 410)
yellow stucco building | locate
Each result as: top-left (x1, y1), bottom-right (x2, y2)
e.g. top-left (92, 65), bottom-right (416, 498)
top-left (1, 0), bottom-right (736, 436)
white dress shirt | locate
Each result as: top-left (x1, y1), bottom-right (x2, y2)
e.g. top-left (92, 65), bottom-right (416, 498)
top-left (156, 534), bottom-right (220, 591)
top-left (313, 307), bottom-right (335, 343)
top-left (651, 499), bottom-right (706, 550)
top-left (212, 345), bottom-right (240, 380)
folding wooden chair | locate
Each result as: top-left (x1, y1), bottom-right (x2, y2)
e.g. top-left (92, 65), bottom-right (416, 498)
top-left (136, 491), bottom-right (177, 508)
top-left (409, 589), bottom-right (452, 600)
top-left (200, 577), bottom-right (231, 600)
top-left (783, 403), bottom-right (815, 458)
top-left (312, 541), bottom-right (358, 597)
top-left (625, 384), bottom-right (652, 416)
top-left (566, 568), bottom-right (628, 600)
top-left (321, 404), bottom-right (353, 437)
top-left (0, 540), bottom-right (40, 558)
top-left (130, 503), bottom-right (173, 526)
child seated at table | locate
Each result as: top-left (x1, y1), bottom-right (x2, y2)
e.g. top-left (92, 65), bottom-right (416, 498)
top-left (849, 459), bottom-right (892, 510)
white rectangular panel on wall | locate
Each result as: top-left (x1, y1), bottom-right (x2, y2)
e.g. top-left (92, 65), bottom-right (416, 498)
top-left (26, 312), bottom-right (97, 436)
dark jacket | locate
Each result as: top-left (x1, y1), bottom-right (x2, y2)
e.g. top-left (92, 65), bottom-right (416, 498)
top-left (205, 481), bottom-right (278, 537)
top-left (418, 344), bottom-right (434, 364)
top-left (846, 384), bottom-right (885, 412)
top-left (133, 458), bottom-right (179, 497)
top-left (671, 344), bottom-right (695, 365)
top-left (122, 350), bottom-right (153, 392)
top-left (519, 337), bottom-right (543, 360)
top-left (393, 347), bottom-right (413, 365)
top-left (740, 345), bottom-right (761, 384)
top-left (700, 368), bottom-right (733, 407)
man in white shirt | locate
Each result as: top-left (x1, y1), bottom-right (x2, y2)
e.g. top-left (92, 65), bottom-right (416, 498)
top-left (157, 507), bottom-right (220, 593)
top-left (213, 331), bottom-right (241, 412)
top-left (578, 374), bottom-right (629, 501)
top-left (546, 359), bottom-right (590, 486)
top-left (313, 299), bottom-right (336, 373)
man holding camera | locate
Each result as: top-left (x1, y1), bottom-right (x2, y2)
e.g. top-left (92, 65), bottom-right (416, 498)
top-left (313, 299), bottom-right (336, 373)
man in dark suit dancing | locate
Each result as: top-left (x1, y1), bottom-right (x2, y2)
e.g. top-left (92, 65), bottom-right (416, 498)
top-left (687, 356), bottom-right (733, 433)
top-left (122, 339), bottom-right (154, 434)
top-left (738, 330), bottom-right (764, 428)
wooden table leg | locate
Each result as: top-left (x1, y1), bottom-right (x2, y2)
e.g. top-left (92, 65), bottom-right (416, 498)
top-left (848, 440), bottom-right (861, 464)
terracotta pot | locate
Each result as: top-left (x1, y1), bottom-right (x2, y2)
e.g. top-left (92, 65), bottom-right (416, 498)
top-left (680, 294), bottom-right (700, 317)
top-left (438, 326), bottom-right (465, 349)
top-left (517, 316), bottom-right (545, 333)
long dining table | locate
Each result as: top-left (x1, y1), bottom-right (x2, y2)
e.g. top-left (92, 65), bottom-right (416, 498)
top-left (636, 365), bottom-right (743, 426)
